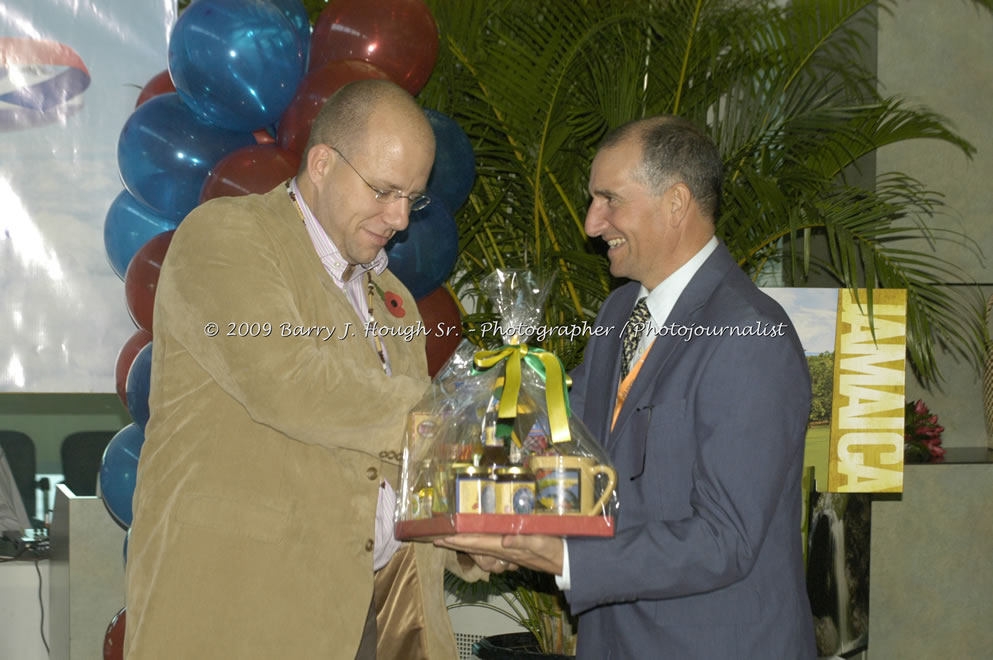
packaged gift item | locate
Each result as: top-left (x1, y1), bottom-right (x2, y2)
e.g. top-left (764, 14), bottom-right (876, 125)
top-left (396, 270), bottom-right (618, 539)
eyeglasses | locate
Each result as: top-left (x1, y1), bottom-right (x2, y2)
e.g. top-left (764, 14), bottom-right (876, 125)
top-left (330, 146), bottom-right (431, 212)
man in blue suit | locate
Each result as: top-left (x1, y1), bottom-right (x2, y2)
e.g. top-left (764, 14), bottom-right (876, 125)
top-left (440, 116), bottom-right (816, 658)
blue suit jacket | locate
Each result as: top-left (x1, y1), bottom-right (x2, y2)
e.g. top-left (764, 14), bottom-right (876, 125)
top-left (565, 242), bottom-right (816, 659)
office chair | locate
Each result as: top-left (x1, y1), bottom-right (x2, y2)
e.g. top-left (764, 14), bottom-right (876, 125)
top-left (61, 430), bottom-right (115, 497)
top-left (0, 431), bottom-right (39, 522)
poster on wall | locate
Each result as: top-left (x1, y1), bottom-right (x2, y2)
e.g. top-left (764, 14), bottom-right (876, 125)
top-left (1, 0), bottom-right (174, 392)
top-left (764, 287), bottom-right (908, 494)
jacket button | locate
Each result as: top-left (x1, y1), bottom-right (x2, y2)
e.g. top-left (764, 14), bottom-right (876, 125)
top-left (365, 539), bottom-right (374, 552)
top-left (366, 467), bottom-right (378, 481)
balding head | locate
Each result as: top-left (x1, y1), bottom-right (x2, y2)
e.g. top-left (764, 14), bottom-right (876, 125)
top-left (301, 79), bottom-right (433, 174)
top-left (294, 79), bottom-right (435, 266)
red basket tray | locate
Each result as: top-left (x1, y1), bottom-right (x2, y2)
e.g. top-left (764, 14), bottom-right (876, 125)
top-left (396, 513), bottom-right (616, 540)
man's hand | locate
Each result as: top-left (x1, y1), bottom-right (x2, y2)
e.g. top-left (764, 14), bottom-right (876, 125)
top-left (466, 553), bottom-right (519, 574)
top-left (434, 534), bottom-right (564, 575)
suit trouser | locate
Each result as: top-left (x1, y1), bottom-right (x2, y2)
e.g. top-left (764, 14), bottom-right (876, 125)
top-left (355, 594), bottom-right (377, 660)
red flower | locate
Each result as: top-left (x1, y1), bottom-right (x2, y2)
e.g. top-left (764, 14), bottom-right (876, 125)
top-left (384, 291), bottom-right (406, 318)
top-left (924, 436), bottom-right (946, 460)
top-left (905, 399), bottom-right (945, 463)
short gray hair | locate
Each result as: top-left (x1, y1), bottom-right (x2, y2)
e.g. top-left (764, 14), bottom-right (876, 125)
top-left (600, 115), bottom-right (723, 218)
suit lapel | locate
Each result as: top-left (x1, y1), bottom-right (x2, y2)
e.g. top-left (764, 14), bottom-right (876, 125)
top-left (608, 242), bottom-right (737, 439)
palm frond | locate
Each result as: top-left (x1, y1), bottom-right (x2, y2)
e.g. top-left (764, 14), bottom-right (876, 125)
top-left (420, 0), bottom-right (990, 385)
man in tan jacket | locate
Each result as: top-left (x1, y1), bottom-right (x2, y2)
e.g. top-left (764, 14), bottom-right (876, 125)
top-left (125, 80), bottom-right (483, 659)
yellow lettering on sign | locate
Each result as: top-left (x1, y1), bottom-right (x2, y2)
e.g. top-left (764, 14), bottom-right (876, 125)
top-left (834, 459), bottom-right (905, 492)
top-left (837, 432), bottom-right (903, 465)
top-left (841, 306), bottom-right (906, 346)
top-left (839, 386), bottom-right (905, 428)
top-left (838, 345), bottom-right (905, 382)
top-left (828, 289), bottom-right (907, 493)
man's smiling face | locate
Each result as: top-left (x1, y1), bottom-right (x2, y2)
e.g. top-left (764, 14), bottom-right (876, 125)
top-left (584, 137), bottom-right (677, 290)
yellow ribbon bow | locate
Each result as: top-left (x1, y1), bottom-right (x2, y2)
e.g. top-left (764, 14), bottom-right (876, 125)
top-left (473, 342), bottom-right (572, 445)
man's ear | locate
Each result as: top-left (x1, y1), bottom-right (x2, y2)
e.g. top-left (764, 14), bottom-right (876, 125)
top-left (668, 182), bottom-right (693, 226)
top-left (306, 143), bottom-right (333, 185)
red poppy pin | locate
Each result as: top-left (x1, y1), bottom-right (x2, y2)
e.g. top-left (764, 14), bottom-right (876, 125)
top-left (384, 291), bottom-right (406, 318)
top-left (371, 279), bottom-right (406, 318)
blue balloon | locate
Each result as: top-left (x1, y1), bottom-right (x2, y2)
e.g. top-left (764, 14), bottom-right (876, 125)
top-left (268, 0), bottom-right (312, 69)
top-left (104, 190), bottom-right (180, 280)
top-left (126, 342), bottom-right (153, 430)
top-left (424, 109), bottom-right (476, 213)
top-left (386, 202), bottom-right (458, 300)
top-left (118, 93), bottom-right (256, 221)
top-left (100, 424), bottom-right (146, 529)
top-left (168, 0), bottom-right (306, 131)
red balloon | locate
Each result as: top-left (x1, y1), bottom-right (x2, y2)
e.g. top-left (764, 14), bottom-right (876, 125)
top-left (309, 0), bottom-right (438, 95)
top-left (199, 144), bottom-right (301, 203)
top-left (103, 607), bottom-right (126, 660)
top-left (125, 231), bottom-right (174, 332)
top-left (135, 70), bottom-right (175, 108)
top-left (115, 328), bottom-right (153, 408)
top-left (253, 128), bottom-right (276, 145)
top-left (276, 60), bottom-right (392, 156)
top-left (415, 286), bottom-right (462, 377)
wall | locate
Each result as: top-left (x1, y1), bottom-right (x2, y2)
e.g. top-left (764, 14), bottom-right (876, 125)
top-left (867, 6), bottom-right (993, 658)
top-left (869, 458), bottom-right (993, 658)
top-left (876, 0), bottom-right (993, 447)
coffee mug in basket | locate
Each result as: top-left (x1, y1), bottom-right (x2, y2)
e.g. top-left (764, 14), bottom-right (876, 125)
top-left (527, 455), bottom-right (616, 516)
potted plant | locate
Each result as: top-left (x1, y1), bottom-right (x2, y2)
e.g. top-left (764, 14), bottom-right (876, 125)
top-left (446, 567), bottom-right (578, 658)
top-left (418, 0), bottom-right (990, 383)
top-left (903, 399), bottom-right (945, 462)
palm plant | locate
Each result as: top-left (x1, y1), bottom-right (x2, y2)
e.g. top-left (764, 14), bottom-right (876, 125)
top-left (445, 567), bottom-right (578, 656)
top-left (418, 0), bottom-right (991, 384)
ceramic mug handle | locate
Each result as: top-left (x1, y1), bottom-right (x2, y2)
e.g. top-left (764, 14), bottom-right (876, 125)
top-left (587, 464), bottom-right (617, 515)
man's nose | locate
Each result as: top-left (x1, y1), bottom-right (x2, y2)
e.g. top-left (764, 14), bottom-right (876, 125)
top-left (384, 198), bottom-right (411, 232)
top-left (584, 202), bottom-right (605, 237)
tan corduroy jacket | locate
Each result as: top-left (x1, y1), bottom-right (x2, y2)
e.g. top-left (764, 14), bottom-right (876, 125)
top-left (124, 184), bottom-right (480, 659)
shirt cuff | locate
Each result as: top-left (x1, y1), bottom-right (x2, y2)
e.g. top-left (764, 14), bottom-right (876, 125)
top-left (554, 538), bottom-right (571, 591)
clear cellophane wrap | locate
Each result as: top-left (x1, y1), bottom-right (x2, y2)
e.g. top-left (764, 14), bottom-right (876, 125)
top-left (397, 270), bottom-right (618, 535)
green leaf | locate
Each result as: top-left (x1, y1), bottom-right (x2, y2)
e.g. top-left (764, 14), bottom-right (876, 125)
top-left (419, 0), bottom-right (990, 384)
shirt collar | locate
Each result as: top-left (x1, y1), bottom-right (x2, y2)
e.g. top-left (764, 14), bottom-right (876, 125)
top-left (288, 177), bottom-right (388, 284)
top-left (641, 235), bottom-right (719, 326)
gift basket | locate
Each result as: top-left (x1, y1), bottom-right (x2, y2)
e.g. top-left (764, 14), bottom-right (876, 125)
top-left (395, 270), bottom-right (618, 539)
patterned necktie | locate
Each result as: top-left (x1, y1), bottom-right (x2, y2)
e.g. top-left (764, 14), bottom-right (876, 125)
top-left (620, 297), bottom-right (651, 380)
